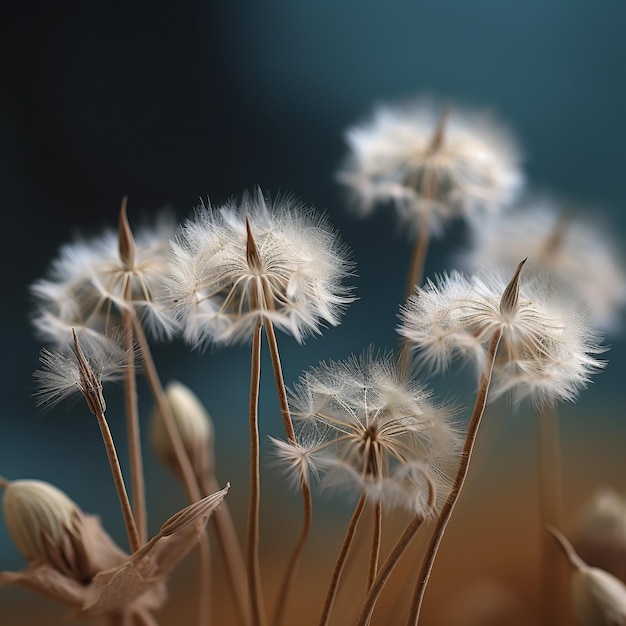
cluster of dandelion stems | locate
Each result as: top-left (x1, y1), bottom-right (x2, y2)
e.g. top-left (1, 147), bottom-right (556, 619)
top-left (5, 98), bottom-right (616, 626)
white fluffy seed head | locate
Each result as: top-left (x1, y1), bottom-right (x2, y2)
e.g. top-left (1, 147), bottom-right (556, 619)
top-left (337, 97), bottom-right (523, 236)
top-left (272, 352), bottom-right (460, 517)
top-left (167, 189), bottom-right (355, 348)
top-left (461, 198), bottom-right (626, 332)
top-left (151, 381), bottom-right (214, 480)
top-left (398, 267), bottom-right (606, 408)
top-left (2, 479), bottom-right (81, 564)
top-left (31, 213), bottom-right (179, 348)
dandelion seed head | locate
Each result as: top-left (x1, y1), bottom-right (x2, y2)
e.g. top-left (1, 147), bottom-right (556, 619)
top-left (399, 267), bottom-right (605, 407)
top-left (167, 189), bottom-right (355, 347)
top-left (31, 212), bottom-right (179, 348)
top-left (33, 336), bottom-right (127, 410)
top-left (274, 352), bottom-right (460, 516)
top-left (338, 97), bottom-right (523, 235)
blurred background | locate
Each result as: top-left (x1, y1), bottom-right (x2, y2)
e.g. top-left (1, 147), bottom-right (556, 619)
top-left (1, 1), bottom-right (626, 624)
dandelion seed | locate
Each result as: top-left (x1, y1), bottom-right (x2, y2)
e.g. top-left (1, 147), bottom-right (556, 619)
top-left (166, 189), bottom-right (355, 347)
top-left (338, 97), bottom-right (523, 236)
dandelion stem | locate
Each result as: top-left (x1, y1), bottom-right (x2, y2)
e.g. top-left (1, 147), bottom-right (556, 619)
top-left (405, 228), bottom-right (430, 300)
top-left (202, 472), bottom-right (252, 626)
top-left (538, 404), bottom-right (565, 626)
top-left (319, 492), bottom-right (367, 626)
top-left (198, 530), bottom-right (212, 626)
top-left (247, 321), bottom-right (266, 626)
top-left (131, 317), bottom-right (209, 626)
top-left (546, 525), bottom-right (586, 570)
top-left (357, 512), bottom-right (427, 626)
top-left (122, 280), bottom-right (147, 546)
top-left (264, 317), bottom-right (313, 626)
top-left (132, 317), bottom-right (201, 503)
top-left (272, 480), bottom-right (313, 626)
top-left (406, 328), bottom-right (502, 625)
top-left (399, 173), bottom-right (434, 375)
top-left (263, 318), bottom-right (296, 442)
top-left (94, 409), bottom-right (140, 554)
top-left (368, 501), bottom-right (382, 592)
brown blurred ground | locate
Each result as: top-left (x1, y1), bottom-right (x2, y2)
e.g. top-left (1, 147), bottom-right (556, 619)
top-left (2, 408), bottom-right (623, 626)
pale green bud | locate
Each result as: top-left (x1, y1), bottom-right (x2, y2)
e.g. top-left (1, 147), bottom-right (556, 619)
top-left (572, 566), bottom-right (626, 626)
top-left (151, 381), bottom-right (214, 482)
top-left (2, 479), bottom-right (80, 563)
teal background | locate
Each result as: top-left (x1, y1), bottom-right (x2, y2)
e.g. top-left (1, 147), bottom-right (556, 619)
top-left (1, 2), bottom-right (625, 618)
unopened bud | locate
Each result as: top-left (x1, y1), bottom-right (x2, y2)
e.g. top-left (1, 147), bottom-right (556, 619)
top-left (151, 381), bottom-right (214, 483)
top-left (2, 479), bottom-right (80, 564)
top-left (572, 566), bottom-right (626, 626)
top-left (576, 489), bottom-right (626, 583)
top-left (548, 525), bottom-right (626, 626)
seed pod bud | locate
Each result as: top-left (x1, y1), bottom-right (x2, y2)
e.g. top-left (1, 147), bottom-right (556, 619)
top-left (151, 381), bottom-right (214, 483)
top-left (2, 479), bottom-right (80, 563)
top-left (572, 566), bottom-right (626, 626)
top-left (575, 489), bottom-right (626, 583)
top-left (549, 525), bottom-right (626, 626)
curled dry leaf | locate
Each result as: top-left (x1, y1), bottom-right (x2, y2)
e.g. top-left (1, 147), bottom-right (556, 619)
top-left (1, 484), bottom-right (229, 622)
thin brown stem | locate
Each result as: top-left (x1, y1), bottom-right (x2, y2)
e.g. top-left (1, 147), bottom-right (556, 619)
top-left (131, 317), bottom-right (201, 503)
top-left (247, 322), bottom-right (266, 626)
top-left (263, 317), bottom-right (313, 626)
top-left (404, 228), bottom-right (430, 301)
top-left (406, 329), bottom-right (502, 625)
top-left (399, 184), bottom-right (433, 377)
top-left (357, 512), bottom-right (427, 626)
top-left (263, 318), bottom-right (295, 442)
top-left (538, 405), bottom-right (565, 626)
top-left (272, 480), bottom-right (313, 626)
top-left (319, 493), bottom-right (367, 626)
top-left (122, 280), bottom-right (147, 545)
top-left (95, 410), bottom-right (140, 553)
top-left (546, 526), bottom-right (586, 570)
top-left (368, 501), bottom-right (382, 592)
top-left (131, 318), bottom-right (209, 626)
top-left (198, 531), bottom-right (212, 626)
top-left (202, 473), bottom-right (252, 626)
